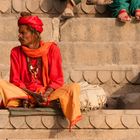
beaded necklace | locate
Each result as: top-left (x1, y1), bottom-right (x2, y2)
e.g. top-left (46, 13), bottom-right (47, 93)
top-left (26, 57), bottom-right (41, 79)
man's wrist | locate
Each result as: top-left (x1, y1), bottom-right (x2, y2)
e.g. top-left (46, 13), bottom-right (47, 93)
top-left (46, 87), bottom-right (54, 92)
top-left (45, 87), bottom-right (54, 95)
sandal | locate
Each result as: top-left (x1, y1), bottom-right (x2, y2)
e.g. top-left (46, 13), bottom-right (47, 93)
top-left (118, 9), bottom-right (131, 22)
top-left (61, 7), bottom-right (74, 19)
top-left (135, 9), bottom-right (140, 21)
top-left (86, 0), bottom-right (113, 5)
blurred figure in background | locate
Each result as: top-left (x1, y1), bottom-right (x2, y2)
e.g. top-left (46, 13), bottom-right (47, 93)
top-left (61, 0), bottom-right (113, 18)
top-left (108, 0), bottom-right (140, 22)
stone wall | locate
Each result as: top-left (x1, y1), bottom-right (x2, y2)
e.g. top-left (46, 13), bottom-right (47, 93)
top-left (0, 0), bottom-right (108, 16)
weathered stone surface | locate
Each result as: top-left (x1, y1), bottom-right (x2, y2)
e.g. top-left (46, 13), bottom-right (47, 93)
top-left (40, 0), bottom-right (53, 13)
top-left (112, 71), bottom-right (125, 84)
top-left (0, 110), bottom-right (13, 128)
top-left (53, 0), bottom-right (66, 13)
top-left (10, 116), bottom-right (29, 129)
top-left (0, 130), bottom-right (57, 139)
top-left (63, 71), bottom-right (70, 83)
top-left (59, 42), bottom-right (112, 66)
top-left (90, 115), bottom-right (109, 128)
top-left (57, 116), bottom-right (69, 129)
top-left (76, 115), bottom-right (93, 129)
top-left (119, 45), bottom-right (133, 64)
top-left (25, 116), bottom-right (45, 129)
top-left (133, 47), bottom-right (140, 64)
top-left (97, 71), bottom-right (111, 83)
top-left (42, 116), bottom-right (60, 129)
top-left (57, 129), bottom-right (140, 140)
top-left (0, 0), bottom-right (11, 13)
top-left (124, 110), bottom-right (140, 115)
top-left (0, 41), bottom-right (19, 66)
top-left (126, 70), bottom-right (140, 84)
top-left (0, 17), bottom-right (18, 41)
top-left (81, 0), bottom-right (96, 14)
top-left (0, 16), bottom-right (53, 41)
top-left (40, 18), bottom-right (53, 41)
top-left (136, 116), bottom-right (140, 126)
top-left (70, 71), bottom-right (83, 82)
top-left (52, 18), bottom-right (60, 42)
top-left (12, 0), bottom-right (27, 12)
top-left (119, 93), bottom-right (140, 109)
top-left (0, 129), bottom-right (139, 140)
top-left (26, 0), bottom-right (42, 13)
top-left (121, 115), bottom-right (140, 129)
top-left (83, 71), bottom-right (97, 83)
top-left (59, 42), bottom-right (140, 67)
top-left (106, 115), bottom-right (125, 129)
top-left (0, 41), bottom-right (19, 80)
top-left (95, 5), bottom-right (107, 13)
top-left (60, 18), bottom-right (140, 42)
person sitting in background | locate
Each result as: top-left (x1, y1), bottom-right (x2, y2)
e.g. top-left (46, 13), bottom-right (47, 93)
top-left (0, 12), bottom-right (82, 129)
top-left (61, 0), bottom-right (113, 18)
top-left (108, 0), bottom-right (140, 22)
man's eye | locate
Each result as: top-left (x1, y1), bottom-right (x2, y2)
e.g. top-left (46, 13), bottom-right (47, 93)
top-left (21, 32), bottom-right (26, 35)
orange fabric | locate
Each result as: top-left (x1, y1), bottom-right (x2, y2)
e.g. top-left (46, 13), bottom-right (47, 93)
top-left (0, 79), bottom-right (28, 107)
top-left (22, 41), bottom-right (53, 90)
top-left (0, 79), bottom-right (82, 128)
top-left (49, 83), bottom-right (82, 129)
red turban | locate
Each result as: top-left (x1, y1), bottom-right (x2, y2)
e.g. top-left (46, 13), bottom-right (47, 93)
top-left (18, 16), bottom-right (43, 33)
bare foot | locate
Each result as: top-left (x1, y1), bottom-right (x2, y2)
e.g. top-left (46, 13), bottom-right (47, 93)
top-left (135, 9), bottom-right (140, 21)
top-left (118, 10), bottom-right (131, 22)
top-left (86, 0), bottom-right (113, 5)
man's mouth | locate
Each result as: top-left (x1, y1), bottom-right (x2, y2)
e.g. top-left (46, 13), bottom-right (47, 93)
top-left (19, 38), bottom-right (25, 42)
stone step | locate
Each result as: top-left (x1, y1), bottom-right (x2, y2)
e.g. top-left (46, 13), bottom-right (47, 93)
top-left (0, 16), bottom-right (140, 43)
top-left (60, 18), bottom-right (140, 42)
top-left (59, 42), bottom-right (140, 66)
top-left (0, 110), bottom-right (140, 140)
top-left (0, 130), bottom-right (140, 140)
top-left (1, 41), bottom-right (140, 67)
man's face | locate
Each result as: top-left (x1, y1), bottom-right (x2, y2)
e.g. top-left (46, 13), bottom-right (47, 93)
top-left (18, 25), bottom-right (35, 47)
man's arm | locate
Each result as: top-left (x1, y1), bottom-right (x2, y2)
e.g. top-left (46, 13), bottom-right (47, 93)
top-left (10, 47), bottom-right (26, 88)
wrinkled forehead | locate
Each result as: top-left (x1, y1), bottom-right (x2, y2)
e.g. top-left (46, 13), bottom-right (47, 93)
top-left (18, 24), bottom-right (30, 32)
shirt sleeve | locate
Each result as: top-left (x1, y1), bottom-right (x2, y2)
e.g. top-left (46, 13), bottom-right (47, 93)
top-left (9, 47), bottom-right (26, 89)
top-left (48, 43), bottom-right (64, 89)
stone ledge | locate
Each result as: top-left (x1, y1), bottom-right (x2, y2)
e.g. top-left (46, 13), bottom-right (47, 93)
top-left (0, 129), bottom-right (140, 140)
top-left (60, 18), bottom-right (140, 42)
top-left (59, 42), bottom-right (140, 66)
top-left (1, 109), bottom-right (140, 130)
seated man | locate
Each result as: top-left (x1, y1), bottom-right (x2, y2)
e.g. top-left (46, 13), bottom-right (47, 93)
top-left (0, 12), bottom-right (81, 129)
top-left (108, 0), bottom-right (140, 22)
top-left (61, 0), bottom-right (113, 18)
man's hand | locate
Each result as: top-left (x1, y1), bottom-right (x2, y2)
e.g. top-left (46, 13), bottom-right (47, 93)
top-left (22, 88), bottom-right (44, 104)
top-left (42, 87), bottom-right (54, 102)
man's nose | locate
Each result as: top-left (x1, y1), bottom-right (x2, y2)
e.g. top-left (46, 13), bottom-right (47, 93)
top-left (18, 33), bottom-right (22, 38)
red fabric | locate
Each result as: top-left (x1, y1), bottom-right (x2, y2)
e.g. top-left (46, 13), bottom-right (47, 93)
top-left (10, 42), bottom-right (64, 93)
top-left (18, 16), bottom-right (43, 33)
top-left (22, 41), bottom-right (52, 88)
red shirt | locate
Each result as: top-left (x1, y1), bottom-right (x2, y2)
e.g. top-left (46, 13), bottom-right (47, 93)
top-left (10, 43), bottom-right (64, 92)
